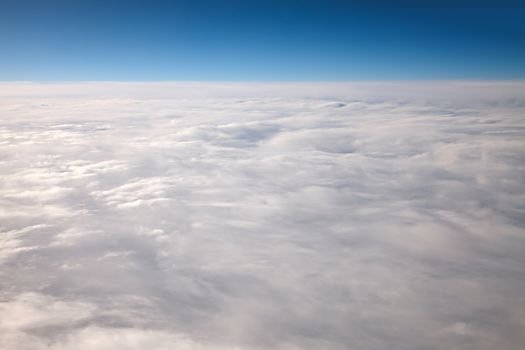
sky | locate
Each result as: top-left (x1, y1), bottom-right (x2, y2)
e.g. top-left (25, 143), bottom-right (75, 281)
top-left (1, 1), bottom-right (525, 348)
top-left (1, 0), bottom-right (524, 80)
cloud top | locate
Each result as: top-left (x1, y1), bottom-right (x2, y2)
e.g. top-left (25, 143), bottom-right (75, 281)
top-left (1, 82), bottom-right (525, 349)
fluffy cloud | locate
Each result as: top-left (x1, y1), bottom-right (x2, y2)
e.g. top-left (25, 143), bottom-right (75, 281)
top-left (0, 82), bottom-right (524, 350)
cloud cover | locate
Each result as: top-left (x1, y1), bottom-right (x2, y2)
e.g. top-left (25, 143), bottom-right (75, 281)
top-left (1, 82), bottom-right (525, 349)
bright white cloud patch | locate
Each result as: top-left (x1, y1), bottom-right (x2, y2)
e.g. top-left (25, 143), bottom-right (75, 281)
top-left (1, 82), bottom-right (525, 350)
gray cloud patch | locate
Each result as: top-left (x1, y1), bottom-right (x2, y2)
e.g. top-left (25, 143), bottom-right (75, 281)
top-left (1, 82), bottom-right (525, 349)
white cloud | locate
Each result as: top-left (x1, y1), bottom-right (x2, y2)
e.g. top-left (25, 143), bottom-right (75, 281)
top-left (0, 82), bottom-right (524, 349)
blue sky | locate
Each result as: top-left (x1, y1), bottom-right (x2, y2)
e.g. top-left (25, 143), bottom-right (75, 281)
top-left (1, 0), bottom-right (524, 81)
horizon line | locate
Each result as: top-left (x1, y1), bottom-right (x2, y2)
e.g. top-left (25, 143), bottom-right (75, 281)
top-left (2, 79), bottom-right (525, 84)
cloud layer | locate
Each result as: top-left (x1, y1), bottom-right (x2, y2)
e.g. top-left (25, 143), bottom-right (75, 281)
top-left (1, 82), bottom-right (525, 349)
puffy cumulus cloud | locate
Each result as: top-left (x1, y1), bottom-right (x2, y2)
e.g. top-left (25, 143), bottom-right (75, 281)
top-left (1, 82), bottom-right (525, 350)
top-left (0, 293), bottom-right (240, 350)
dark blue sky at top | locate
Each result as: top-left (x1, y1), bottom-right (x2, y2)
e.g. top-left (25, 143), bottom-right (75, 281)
top-left (1, 0), bottom-right (524, 80)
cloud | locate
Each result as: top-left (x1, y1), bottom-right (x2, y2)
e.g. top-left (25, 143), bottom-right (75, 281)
top-left (0, 82), bottom-right (524, 349)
